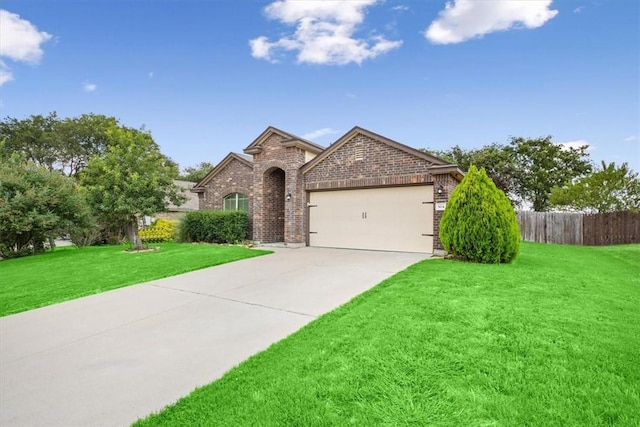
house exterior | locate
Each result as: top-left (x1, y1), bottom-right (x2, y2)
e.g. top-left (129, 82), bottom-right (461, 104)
top-left (153, 180), bottom-right (200, 221)
top-left (192, 126), bottom-right (463, 254)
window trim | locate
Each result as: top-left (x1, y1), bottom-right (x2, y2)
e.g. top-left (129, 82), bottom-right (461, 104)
top-left (223, 193), bottom-right (248, 212)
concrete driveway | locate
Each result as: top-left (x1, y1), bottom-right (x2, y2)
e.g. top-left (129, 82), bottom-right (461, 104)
top-left (0, 247), bottom-right (426, 426)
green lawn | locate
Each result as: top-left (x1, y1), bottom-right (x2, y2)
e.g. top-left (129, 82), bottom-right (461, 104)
top-left (0, 243), bottom-right (270, 317)
top-left (135, 242), bottom-right (640, 427)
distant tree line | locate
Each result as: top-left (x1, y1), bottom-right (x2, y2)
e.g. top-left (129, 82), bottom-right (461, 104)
top-left (422, 136), bottom-right (639, 213)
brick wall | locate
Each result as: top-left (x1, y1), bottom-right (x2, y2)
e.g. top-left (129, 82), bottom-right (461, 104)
top-left (303, 131), bottom-right (462, 253)
top-left (304, 133), bottom-right (434, 189)
top-left (262, 168), bottom-right (285, 242)
top-left (199, 158), bottom-right (254, 237)
top-left (432, 173), bottom-right (459, 251)
top-left (251, 134), bottom-right (307, 244)
top-left (201, 129), bottom-right (461, 252)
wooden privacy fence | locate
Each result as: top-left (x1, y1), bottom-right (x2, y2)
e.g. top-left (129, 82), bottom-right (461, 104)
top-left (517, 211), bottom-right (640, 246)
top-left (517, 211), bottom-right (583, 244)
top-left (583, 211), bottom-right (640, 245)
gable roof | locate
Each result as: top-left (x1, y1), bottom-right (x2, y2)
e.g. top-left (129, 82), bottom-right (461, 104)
top-left (301, 126), bottom-right (450, 174)
top-left (243, 126), bottom-right (324, 155)
top-left (191, 152), bottom-right (253, 193)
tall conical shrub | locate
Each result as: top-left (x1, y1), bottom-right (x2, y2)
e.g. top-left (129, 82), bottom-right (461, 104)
top-left (439, 165), bottom-right (520, 263)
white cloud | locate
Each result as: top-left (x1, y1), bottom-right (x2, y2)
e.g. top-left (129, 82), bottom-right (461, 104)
top-left (83, 82), bottom-right (97, 92)
top-left (0, 10), bottom-right (52, 62)
top-left (346, 92), bottom-right (357, 99)
top-left (392, 5), bottom-right (409, 12)
top-left (558, 140), bottom-right (591, 151)
top-left (573, 6), bottom-right (584, 14)
top-left (0, 60), bottom-right (14, 85)
top-left (249, 37), bottom-right (275, 62)
top-left (425, 0), bottom-right (558, 45)
top-left (624, 135), bottom-right (637, 142)
top-left (148, 71), bottom-right (154, 78)
top-left (302, 127), bottom-right (340, 140)
top-left (0, 9), bottom-right (52, 85)
top-left (250, 0), bottom-right (402, 65)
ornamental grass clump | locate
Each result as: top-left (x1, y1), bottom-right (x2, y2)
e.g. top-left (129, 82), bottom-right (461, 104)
top-left (439, 165), bottom-right (520, 263)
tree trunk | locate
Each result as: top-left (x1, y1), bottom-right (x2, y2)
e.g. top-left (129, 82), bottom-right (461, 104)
top-left (125, 220), bottom-right (144, 251)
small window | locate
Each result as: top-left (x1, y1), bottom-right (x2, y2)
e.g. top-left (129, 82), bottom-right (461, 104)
top-left (223, 193), bottom-right (249, 212)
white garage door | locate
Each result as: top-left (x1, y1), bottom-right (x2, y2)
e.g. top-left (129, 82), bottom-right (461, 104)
top-left (309, 186), bottom-right (434, 253)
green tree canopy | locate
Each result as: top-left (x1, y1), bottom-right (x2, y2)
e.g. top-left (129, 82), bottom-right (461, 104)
top-left (178, 161), bottom-right (215, 183)
top-left (1, 112), bottom-right (119, 177)
top-left (423, 144), bottom-right (518, 205)
top-left (80, 126), bottom-right (185, 250)
top-left (0, 153), bottom-right (92, 258)
top-left (550, 161), bottom-right (640, 213)
top-left (508, 136), bottom-right (592, 211)
top-left (425, 137), bottom-right (592, 211)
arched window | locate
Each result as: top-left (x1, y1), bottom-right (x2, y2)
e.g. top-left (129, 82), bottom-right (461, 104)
top-left (223, 193), bottom-right (249, 212)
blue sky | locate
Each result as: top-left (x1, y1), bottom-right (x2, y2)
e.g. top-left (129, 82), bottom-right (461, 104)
top-left (1, 0), bottom-right (638, 174)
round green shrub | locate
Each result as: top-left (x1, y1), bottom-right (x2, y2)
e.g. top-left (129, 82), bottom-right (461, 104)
top-left (439, 165), bottom-right (520, 263)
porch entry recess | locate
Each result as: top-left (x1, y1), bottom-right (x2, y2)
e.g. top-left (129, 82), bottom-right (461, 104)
top-left (308, 186), bottom-right (434, 253)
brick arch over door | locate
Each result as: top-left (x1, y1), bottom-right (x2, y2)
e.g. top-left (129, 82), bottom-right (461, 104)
top-left (256, 159), bottom-right (288, 175)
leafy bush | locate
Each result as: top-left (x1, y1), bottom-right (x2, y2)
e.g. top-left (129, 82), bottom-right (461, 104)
top-left (139, 219), bottom-right (178, 243)
top-left (69, 222), bottom-right (102, 248)
top-left (180, 210), bottom-right (248, 244)
top-left (0, 155), bottom-right (92, 258)
top-left (175, 218), bottom-right (190, 243)
top-left (439, 165), bottom-right (520, 263)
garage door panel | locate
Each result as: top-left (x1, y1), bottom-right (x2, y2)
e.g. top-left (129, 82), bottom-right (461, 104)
top-left (309, 186), bottom-right (434, 253)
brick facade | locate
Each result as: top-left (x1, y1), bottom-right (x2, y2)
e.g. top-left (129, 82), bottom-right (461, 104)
top-left (198, 158), bottom-right (253, 211)
top-left (432, 173), bottom-right (460, 251)
top-left (261, 167), bottom-right (285, 242)
top-left (196, 155), bottom-right (254, 237)
top-left (250, 134), bottom-right (307, 244)
top-left (304, 133), bottom-right (434, 188)
top-left (193, 126), bottom-right (462, 252)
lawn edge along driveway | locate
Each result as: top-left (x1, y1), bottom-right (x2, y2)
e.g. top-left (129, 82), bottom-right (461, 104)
top-left (0, 242), bottom-right (271, 316)
top-left (0, 247), bottom-right (426, 427)
top-left (133, 243), bottom-right (640, 427)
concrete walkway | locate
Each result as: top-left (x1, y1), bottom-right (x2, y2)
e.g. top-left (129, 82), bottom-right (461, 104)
top-left (0, 247), bottom-right (426, 426)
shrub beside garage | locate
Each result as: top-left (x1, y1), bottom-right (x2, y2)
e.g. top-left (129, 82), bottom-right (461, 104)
top-left (439, 165), bottom-right (520, 263)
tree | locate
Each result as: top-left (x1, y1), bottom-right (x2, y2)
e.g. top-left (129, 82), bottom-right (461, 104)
top-left (0, 112), bottom-right (60, 171)
top-left (54, 114), bottom-right (118, 177)
top-left (550, 161), bottom-right (640, 213)
top-left (439, 165), bottom-right (520, 263)
top-left (178, 162), bottom-right (215, 183)
top-left (422, 144), bottom-right (519, 205)
top-left (0, 112), bottom-right (118, 177)
top-left (80, 126), bottom-right (185, 250)
top-left (508, 136), bottom-right (592, 211)
top-left (419, 147), bottom-right (455, 163)
top-left (0, 152), bottom-right (92, 258)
